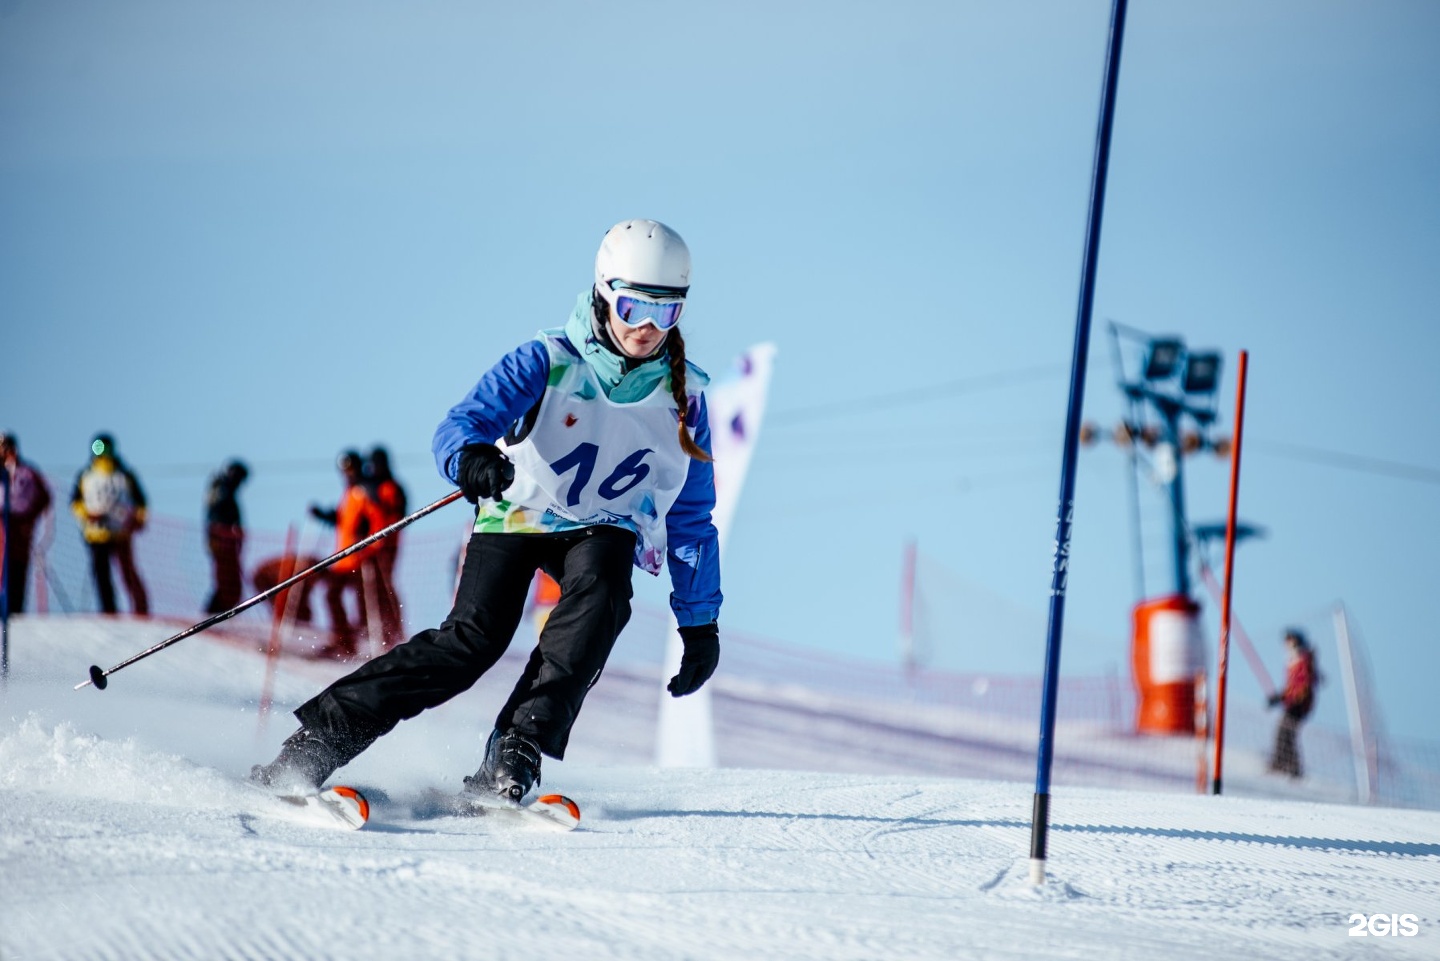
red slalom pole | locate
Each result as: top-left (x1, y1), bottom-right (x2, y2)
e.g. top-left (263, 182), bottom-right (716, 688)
top-left (257, 523), bottom-right (299, 723)
top-left (77, 490), bottom-right (464, 691)
top-left (1211, 350), bottom-right (1250, 795)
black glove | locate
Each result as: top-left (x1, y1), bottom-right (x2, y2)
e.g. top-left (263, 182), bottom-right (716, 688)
top-left (456, 443), bottom-right (515, 503)
top-left (1267, 693), bottom-right (1283, 708)
top-left (668, 622), bottom-right (720, 697)
top-left (309, 504), bottom-right (337, 526)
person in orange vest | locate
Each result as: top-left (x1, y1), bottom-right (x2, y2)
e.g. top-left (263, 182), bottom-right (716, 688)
top-left (70, 433), bottom-right (149, 615)
top-left (1267, 628), bottom-right (1318, 778)
top-left (309, 450), bottom-right (387, 658)
top-left (364, 446), bottom-right (407, 648)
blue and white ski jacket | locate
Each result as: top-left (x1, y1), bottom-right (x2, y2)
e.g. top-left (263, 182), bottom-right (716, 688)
top-left (433, 294), bottom-right (722, 628)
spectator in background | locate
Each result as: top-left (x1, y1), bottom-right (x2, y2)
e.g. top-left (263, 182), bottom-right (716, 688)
top-left (70, 433), bottom-right (149, 615)
top-left (309, 450), bottom-right (386, 658)
top-left (204, 459), bottom-right (249, 614)
top-left (0, 432), bottom-right (54, 613)
top-left (1268, 628), bottom-right (1318, 779)
top-left (365, 446), bottom-right (407, 648)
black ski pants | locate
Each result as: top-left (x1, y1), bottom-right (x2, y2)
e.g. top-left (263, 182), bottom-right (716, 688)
top-left (4, 519), bottom-right (36, 613)
top-left (1269, 710), bottom-right (1306, 778)
top-left (205, 523), bottom-right (245, 615)
top-left (294, 525), bottom-right (636, 763)
top-left (88, 538), bottom-right (149, 615)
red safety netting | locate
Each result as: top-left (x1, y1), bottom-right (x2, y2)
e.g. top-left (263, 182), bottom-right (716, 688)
top-left (9, 485), bottom-right (1438, 809)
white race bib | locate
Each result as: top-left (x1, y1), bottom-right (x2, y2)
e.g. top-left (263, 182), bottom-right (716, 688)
top-left (474, 334), bottom-right (699, 574)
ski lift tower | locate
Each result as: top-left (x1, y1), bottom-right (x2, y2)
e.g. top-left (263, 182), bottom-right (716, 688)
top-left (1088, 324), bottom-right (1226, 734)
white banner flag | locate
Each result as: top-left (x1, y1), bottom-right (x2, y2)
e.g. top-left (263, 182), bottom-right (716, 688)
top-left (657, 343), bottom-right (777, 768)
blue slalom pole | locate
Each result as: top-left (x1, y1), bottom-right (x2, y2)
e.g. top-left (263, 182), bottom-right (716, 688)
top-left (1028, 0), bottom-right (1129, 887)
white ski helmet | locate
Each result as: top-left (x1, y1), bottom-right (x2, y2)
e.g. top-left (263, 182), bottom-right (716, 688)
top-left (594, 219), bottom-right (691, 325)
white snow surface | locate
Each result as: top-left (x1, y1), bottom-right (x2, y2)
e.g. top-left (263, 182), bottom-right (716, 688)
top-left (2, 616), bottom-right (1437, 961)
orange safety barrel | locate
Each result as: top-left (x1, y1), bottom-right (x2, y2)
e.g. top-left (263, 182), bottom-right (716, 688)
top-left (1131, 593), bottom-right (1203, 734)
top-left (528, 571), bottom-right (562, 634)
top-left (533, 571), bottom-right (561, 607)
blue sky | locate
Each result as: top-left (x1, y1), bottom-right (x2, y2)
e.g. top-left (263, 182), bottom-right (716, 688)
top-left (3, 1), bottom-right (1438, 742)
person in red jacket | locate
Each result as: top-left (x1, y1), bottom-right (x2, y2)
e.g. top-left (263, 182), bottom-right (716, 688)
top-left (309, 450), bottom-right (387, 659)
top-left (1267, 628), bottom-right (1317, 778)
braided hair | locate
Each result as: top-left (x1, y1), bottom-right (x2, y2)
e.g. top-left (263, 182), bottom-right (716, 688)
top-left (666, 325), bottom-right (712, 463)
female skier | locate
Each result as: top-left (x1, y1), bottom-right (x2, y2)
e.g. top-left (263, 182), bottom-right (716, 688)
top-left (253, 219), bottom-right (722, 801)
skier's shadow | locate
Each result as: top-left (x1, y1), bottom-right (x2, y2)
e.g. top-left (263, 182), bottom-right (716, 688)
top-left (601, 807), bottom-right (1023, 832)
top-left (602, 808), bottom-right (1440, 857)
top-left (1052, 822), bottom-right (1440, 858)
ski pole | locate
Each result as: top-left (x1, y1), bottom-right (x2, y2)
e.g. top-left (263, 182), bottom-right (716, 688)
top-left (1030, 0), bottom-right (1129, 887)
top-left (76, 490), bottom-right (465, 691)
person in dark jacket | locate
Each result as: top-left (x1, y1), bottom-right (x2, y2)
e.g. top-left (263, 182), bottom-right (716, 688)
top-left (364, 446), bottom-right (407, 648)
top-left (70, 433), bottom-right (149, 615)
top-left (1, 432), bottom-right (54, 613)
top-left (1268, 628), bottom-right (1317, 778)
top-left (203, 460), bottom-right (249, 614)
top-left (253, 219), bottom-right (723, 804)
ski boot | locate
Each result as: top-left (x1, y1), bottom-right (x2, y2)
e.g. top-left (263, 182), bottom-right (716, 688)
top-left (463, 728), bottom-right (542, 802)
top-left (250, 727), bottom-right (344, 795)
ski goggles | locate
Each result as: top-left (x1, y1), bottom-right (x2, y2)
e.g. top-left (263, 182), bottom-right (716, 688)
top-left (605, 281), bottom-right (688, 331)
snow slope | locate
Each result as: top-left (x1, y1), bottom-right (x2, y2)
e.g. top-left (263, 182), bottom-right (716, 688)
top-left (2, 617), bottom-right (1437, 960)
